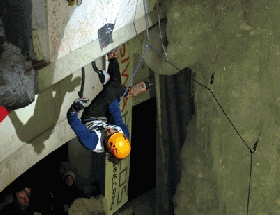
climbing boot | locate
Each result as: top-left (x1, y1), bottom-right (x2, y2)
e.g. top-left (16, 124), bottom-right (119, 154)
top-left (124, 81), bottom-right (154, 98)
top-left (107, 51), bottom-right (118, 61)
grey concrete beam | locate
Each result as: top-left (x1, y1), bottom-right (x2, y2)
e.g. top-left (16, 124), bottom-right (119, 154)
top-left (36, 9), bottom-right (160, 94)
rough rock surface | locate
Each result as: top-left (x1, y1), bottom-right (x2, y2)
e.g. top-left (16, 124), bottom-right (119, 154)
top-left (0, 2), bottom-right (35, 110)
top-left (0, 42), bottom-right (34, 110)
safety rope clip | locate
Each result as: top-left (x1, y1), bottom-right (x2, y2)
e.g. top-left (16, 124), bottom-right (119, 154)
top-left (144, 42), bottom-right (151, 49)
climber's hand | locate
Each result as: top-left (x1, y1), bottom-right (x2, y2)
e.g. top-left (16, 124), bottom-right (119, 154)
top-left (71, 97), bottom-right (89, 112)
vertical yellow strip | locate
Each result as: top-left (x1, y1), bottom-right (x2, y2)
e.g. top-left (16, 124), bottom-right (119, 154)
top-left (118, 41), bottom-right (133, 140)
top-left (104, 41), bottom-right (133, 215)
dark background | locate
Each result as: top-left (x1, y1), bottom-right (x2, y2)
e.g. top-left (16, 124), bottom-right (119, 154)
top-left (128, 97), bottom-right (156, 200)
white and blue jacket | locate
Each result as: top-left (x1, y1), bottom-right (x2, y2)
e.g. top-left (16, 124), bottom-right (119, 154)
top-left (67, 99), bottom-right (129, 153)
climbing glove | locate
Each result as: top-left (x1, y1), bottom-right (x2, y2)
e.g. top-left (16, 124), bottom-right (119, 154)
top-left (71, 97), bottom-right (89, 112)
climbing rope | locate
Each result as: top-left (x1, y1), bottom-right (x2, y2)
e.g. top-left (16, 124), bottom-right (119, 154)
top-left (118, 0), bottom-right (264, 214)
top-left (142, 0), bottom-right (150, 42)
top-left (156, 0), bottom-right (168, 60)
top-left (119, 45), bottom-right (150, 104)
top-left (119, 0), bottom-right (151, 103)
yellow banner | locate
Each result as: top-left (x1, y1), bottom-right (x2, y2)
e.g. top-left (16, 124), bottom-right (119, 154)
top-left (119, 42), bottom-right (133, 137)
top-left (104, 41), bottom-right (133, 214)
top-left (104, 153), bottom-right (130, 214)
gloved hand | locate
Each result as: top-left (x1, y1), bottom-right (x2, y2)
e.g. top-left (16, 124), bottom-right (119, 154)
top-left (71, 97), bottom-right (89, 112)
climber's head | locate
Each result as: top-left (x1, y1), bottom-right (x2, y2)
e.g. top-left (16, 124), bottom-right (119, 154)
top-left (105, 128), bottom-right (131, 160)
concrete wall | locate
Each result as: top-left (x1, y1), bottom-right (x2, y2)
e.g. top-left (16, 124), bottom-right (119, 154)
top-left (47, 0), bottom-right (145, 61)
top-left (37, 0), bottom-right (159, 92)
top-left (149, 0), bottom-right (280, 214)
top-left (32, 0), bottom-right (50, 60)
top-left (0, 62), bottom-right (102, 192)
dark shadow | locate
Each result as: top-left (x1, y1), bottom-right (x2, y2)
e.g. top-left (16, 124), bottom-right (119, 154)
top-left (128, 97), bottom-right (156, 200)
top-left (9, 74), bottom-right (81, 154)
top-left (0, 143), bottom-right (69, 211)
top-left (1, 0), bottom-right (33, 57)
top-left (158, 67), bottom-right (195, 214)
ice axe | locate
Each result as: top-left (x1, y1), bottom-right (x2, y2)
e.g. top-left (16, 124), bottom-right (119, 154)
top-left (70, 67), bottom-right (88, 112)
top-left (78, 67), bottom-right (85, 98)
top-left (91, 61), bottom-right (106, 84)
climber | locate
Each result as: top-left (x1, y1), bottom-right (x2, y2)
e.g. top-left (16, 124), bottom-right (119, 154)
top-left (67, 51), bottom-right (131, 163)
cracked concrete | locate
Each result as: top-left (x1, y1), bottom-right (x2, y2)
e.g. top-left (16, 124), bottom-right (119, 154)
top-left (151, 0), bottom-right (280, 214)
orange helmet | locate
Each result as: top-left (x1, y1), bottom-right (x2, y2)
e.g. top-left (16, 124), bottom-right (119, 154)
top-left (107, 132), bottom-right (131, 159)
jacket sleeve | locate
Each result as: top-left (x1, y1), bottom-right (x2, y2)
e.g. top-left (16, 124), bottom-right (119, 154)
top-left (108, 99), bottom-right (130, 139)
top-left (67, 109), bottom-right (98, 150)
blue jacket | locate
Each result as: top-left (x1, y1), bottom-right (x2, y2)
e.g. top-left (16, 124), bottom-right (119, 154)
top-left (67, 99), bottom-right (129, 151)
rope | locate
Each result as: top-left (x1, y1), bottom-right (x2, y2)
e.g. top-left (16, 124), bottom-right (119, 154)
top-left (247, 153), bottom-right (253, 215)
top-left (246, 125), bottom-right (262, 214)
top-left (119, 45), bottom-right (150, 105)
top-left (142, 0), bottom-right (150, 41)
top-left (117, 0), bottom-right (151, 107)
top-left (156, 0), bottom-right (168, 60)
